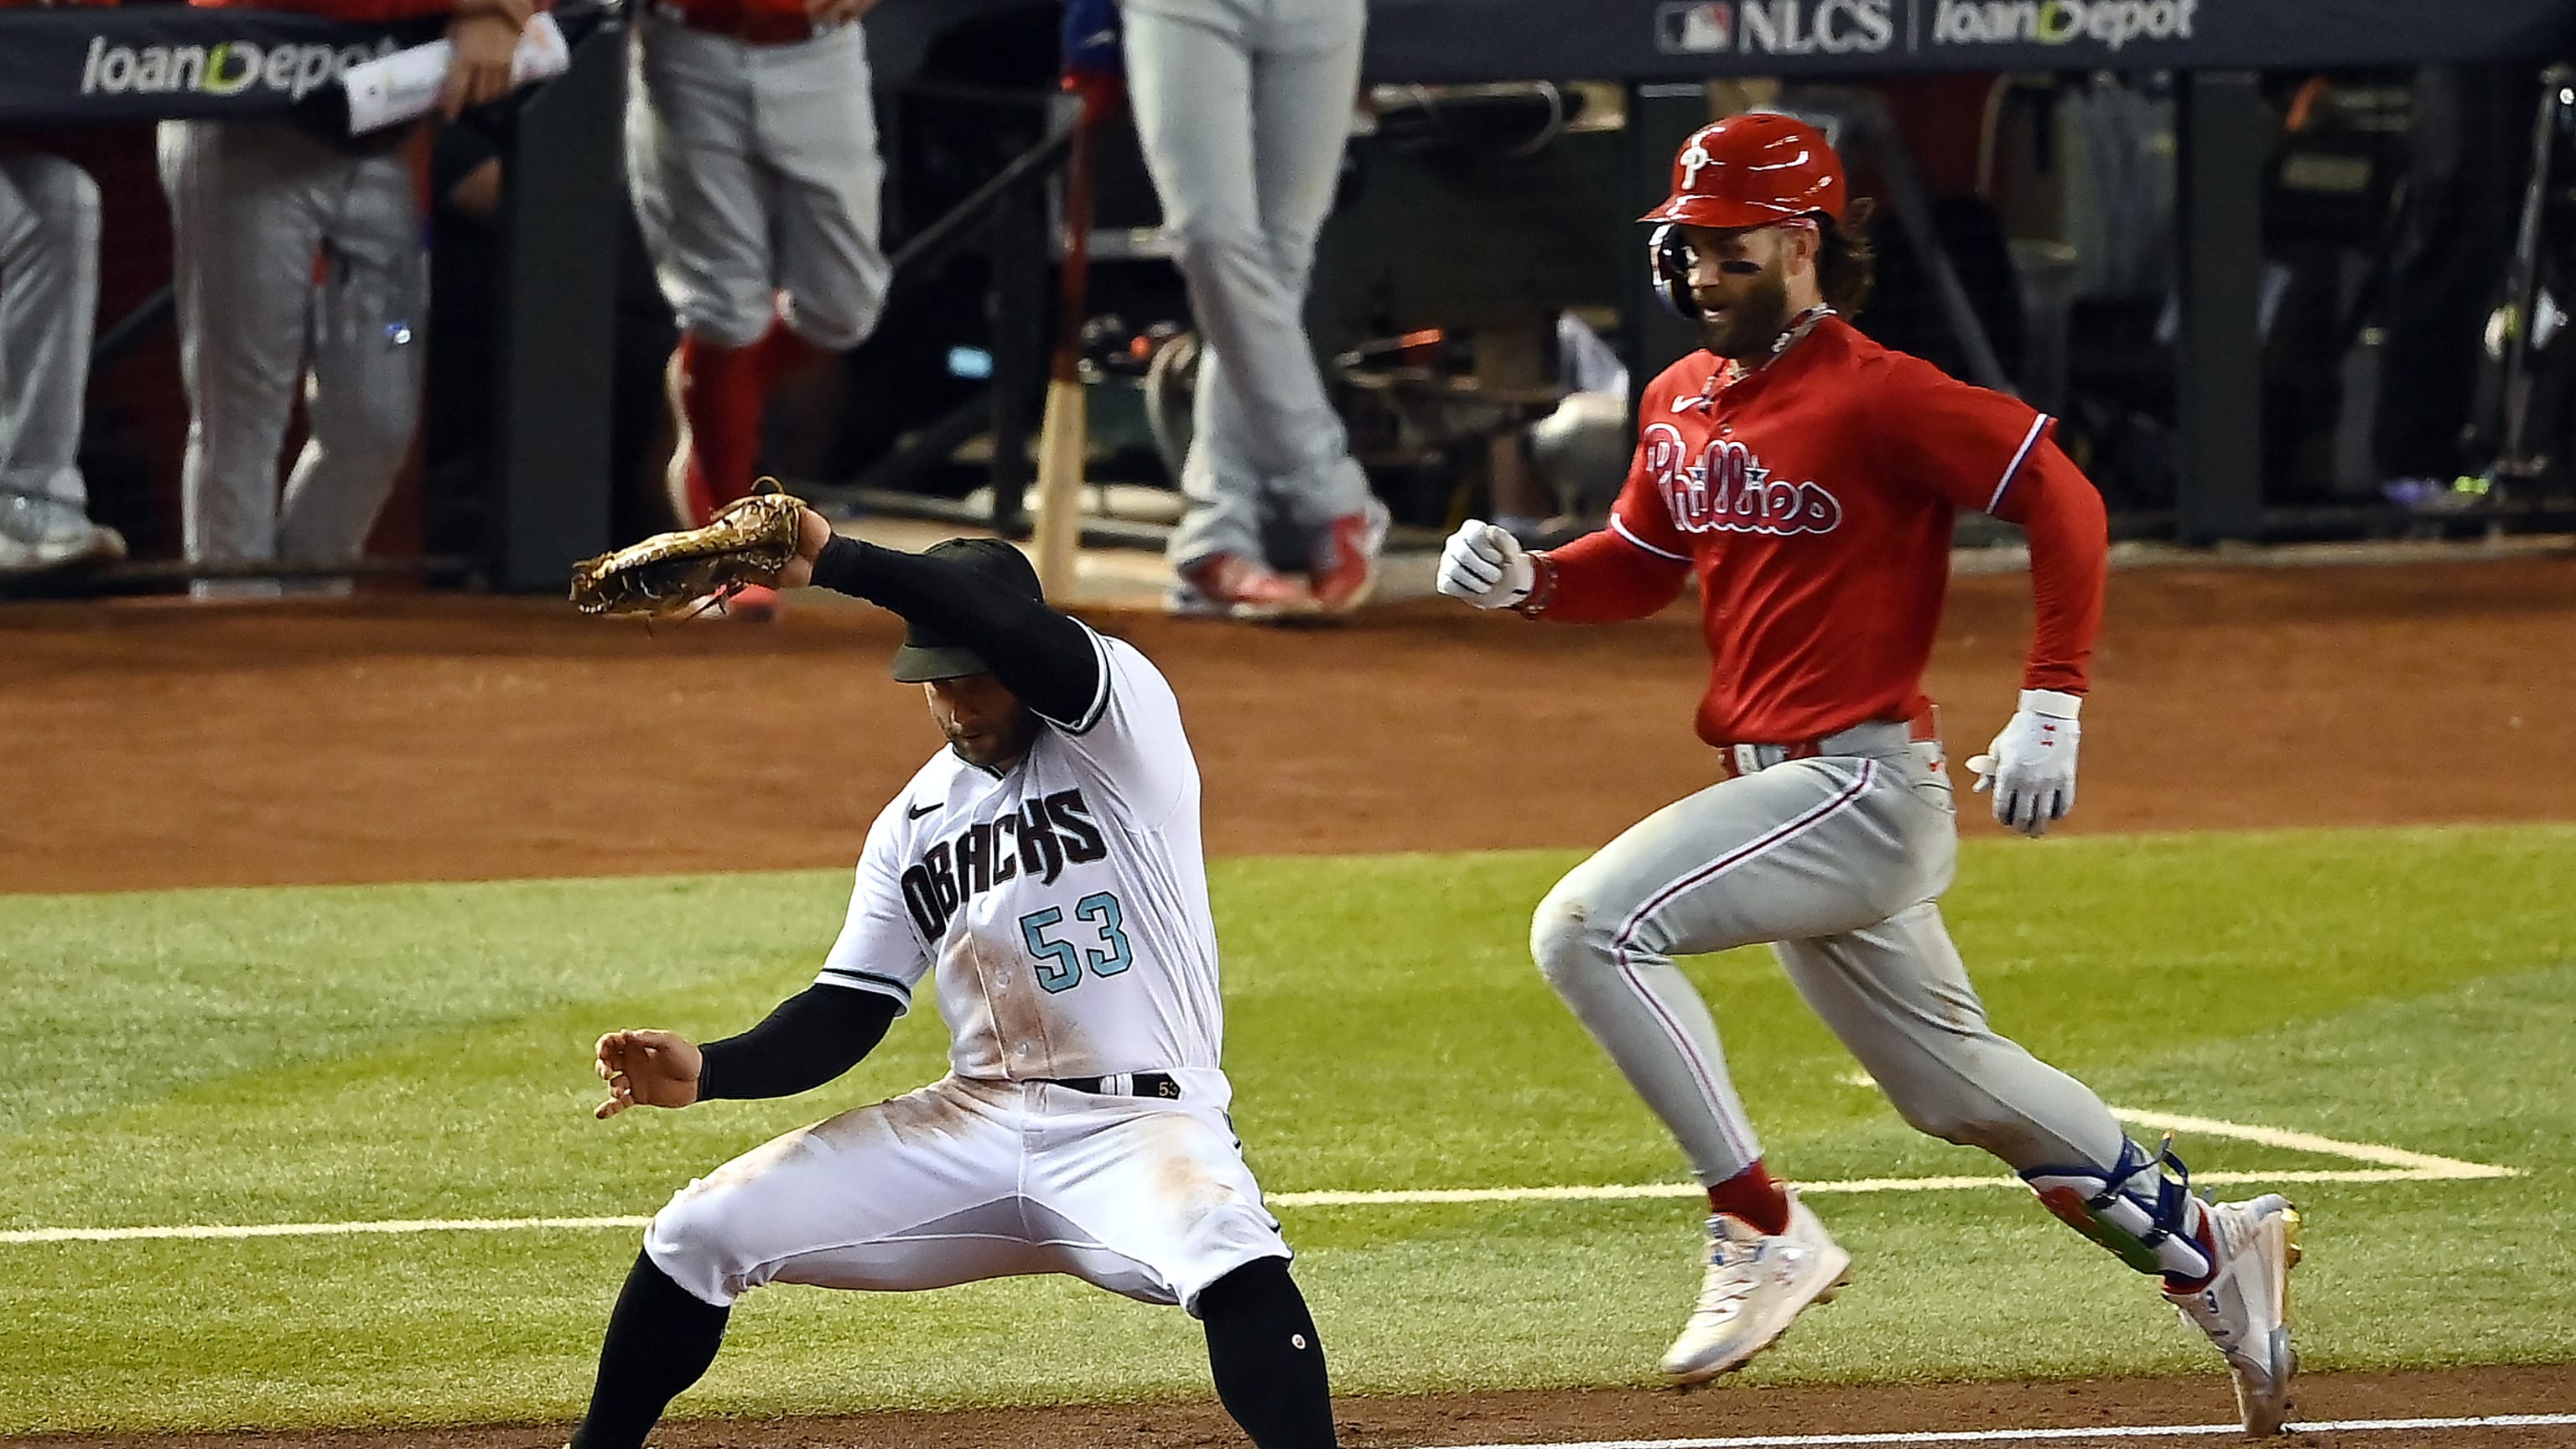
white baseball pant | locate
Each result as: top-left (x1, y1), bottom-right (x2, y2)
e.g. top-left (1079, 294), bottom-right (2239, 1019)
top-left (646, 1068), bottom-right (1289, 1316)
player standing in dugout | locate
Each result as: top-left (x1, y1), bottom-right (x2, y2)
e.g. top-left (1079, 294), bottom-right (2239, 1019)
top-left (564, 512), bottom-right (1338, 1449)
top-left (1436, 114), bottom-right (2304, 1436)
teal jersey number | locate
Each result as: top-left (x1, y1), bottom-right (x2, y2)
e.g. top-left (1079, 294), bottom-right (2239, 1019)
top-left (1020, 891), bottom-right (1130, 994)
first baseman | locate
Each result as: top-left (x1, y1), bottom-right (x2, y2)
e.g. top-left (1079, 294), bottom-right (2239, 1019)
top-left (566, 514), bottom-right (1337, 1449)
top-left (1437, 114), bottom-right (2302, 1435)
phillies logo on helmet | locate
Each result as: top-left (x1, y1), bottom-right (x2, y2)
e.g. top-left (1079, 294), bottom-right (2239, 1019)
top-left (1678, 142), bottom-right (1716, 190)
top-left (1645, 425), bottom-right (1845, 538)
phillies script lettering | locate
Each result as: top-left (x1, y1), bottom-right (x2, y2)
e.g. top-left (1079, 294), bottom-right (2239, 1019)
top-left (1644, 423), bottom-right (1843, 537)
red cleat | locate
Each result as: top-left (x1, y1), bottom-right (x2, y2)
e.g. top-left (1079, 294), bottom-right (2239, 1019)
top-left (1171, 553), bottom-right (1315, 621)
top-left (1309, 500), bottom-right (1389, 614)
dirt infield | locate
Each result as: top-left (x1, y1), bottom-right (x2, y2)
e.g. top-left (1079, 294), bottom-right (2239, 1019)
top-left (8, 1367), bottom-right (2573, 1448)
top-left (2, 555), bottom-right (2573, 895)
top-left (3, 554), bottom-right (2573, 1446)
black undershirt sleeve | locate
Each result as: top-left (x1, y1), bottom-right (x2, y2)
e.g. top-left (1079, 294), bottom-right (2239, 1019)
top-left (693, 985), bottom-right (900, 1101)
top-left (808, 536), bottom-right (1103, 726)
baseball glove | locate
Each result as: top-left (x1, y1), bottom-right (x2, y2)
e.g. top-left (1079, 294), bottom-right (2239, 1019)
top-left (569, 484), bottom-right (808, 618)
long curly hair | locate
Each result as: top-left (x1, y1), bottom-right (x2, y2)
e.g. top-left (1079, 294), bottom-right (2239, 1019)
top-left (1816, 200), bottom-right (1878, 317)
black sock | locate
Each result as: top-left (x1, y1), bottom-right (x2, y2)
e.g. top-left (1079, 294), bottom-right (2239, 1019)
top-left (567, 1249), bottom-right (731, 1449)
top-left (1199, 1257), bottom-right (1337, 1449)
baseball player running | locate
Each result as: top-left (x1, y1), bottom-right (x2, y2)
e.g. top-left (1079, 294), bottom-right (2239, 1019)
top-left (1436, 115), bottom-right (2302, 1435)
top-left (565, 512), bottom-right (1337, 1449)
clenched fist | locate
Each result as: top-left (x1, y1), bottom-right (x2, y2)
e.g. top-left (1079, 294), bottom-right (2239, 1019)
top-left (1436, 520), bottom-right (1534, 610)
top-left (593, 1029), bottom-right (704, 1119)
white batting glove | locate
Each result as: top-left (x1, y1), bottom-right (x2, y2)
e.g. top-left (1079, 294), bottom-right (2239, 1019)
top-left (1966, 689), bottom-right (2082, 838)
top-left (1436, 519), bottom-right (1534, 610)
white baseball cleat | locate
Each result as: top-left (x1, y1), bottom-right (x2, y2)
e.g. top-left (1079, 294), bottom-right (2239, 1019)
top-left (1659, 1193), bottom-right (1852, 1384)
top-left (2166, 1193), bottom-right (2303, 1436)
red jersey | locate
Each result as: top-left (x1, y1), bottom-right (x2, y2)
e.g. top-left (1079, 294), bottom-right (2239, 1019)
top-left (1534, 317), bottom-right (2106, 748)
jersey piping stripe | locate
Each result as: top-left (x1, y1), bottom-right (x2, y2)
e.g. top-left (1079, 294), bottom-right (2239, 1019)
top-left (1986, 413), bottom-right (2050, 514)
top-left (814, 968), bottom-right (914, 1011)
top-left (1612, 513), bottom-right (1691, 563)
top-left (1609, 759), bottom-right (1879, 1164)
top-left (1036, 624), bottom-right (1115, 736)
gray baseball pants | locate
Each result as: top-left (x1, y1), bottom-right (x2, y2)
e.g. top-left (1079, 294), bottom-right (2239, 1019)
top-left (624, 14), bottom-right (891, 351)
top-left (0, 153), bottom-right (101, 542)
top-left (158, 120), bottom-right (425, 586)
top-left (1124, 0), bottom-right (1372, 570)
top-left (1531, 726), bottom-right (2132, 1183)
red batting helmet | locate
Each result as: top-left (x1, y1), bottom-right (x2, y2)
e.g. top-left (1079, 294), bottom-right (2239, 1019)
top-left (1639, 112), bottom-right (1846, 230)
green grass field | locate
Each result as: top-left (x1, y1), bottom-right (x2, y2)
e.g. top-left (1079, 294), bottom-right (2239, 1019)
top-left (5, 826), bottom-right (2573, 1432)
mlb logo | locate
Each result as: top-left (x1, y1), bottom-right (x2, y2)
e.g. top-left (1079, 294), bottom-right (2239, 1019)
top-left (1656, 0), bottom-right (1734, 55)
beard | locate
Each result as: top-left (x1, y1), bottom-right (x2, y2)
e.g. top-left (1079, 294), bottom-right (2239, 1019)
top-left (1695, 265), bottom-right (1794, 360)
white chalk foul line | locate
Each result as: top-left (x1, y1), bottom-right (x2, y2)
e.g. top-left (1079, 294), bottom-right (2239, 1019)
top-left (0, 1109), bottom-right (2515, 1245)
top-left (1410, 1415), bottom-right (2576, 1448)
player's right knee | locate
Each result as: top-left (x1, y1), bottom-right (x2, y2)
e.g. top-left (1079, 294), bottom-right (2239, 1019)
top-left (1530, 888), bottom-right (1612, 987)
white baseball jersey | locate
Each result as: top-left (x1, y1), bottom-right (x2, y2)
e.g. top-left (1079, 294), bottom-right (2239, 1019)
top-left (816, 626), bottom-right (1222, 1080)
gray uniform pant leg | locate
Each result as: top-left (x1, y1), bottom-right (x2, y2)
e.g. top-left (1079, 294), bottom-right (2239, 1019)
top-left (1128, 0), bottom-right (1370, 569)
top-left (280, 144), bottom-right (426, 569)
top-left (760, 24), bottom-right (891, 350)
top-left (160, 122), bottom-right (423, 573)
top-left (627, 18), bottom-right (775, 349)
top-left (627, 18), bottom-right (890, 351)
top-left (0, 153), bottom-right (101, 535)
top-left (1534, 747), bottom-right (2126, 1185)
top-left (1776, 905), bottom-right (2127, 1172)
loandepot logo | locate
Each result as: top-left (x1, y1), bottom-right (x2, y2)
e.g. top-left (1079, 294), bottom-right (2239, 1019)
top-left (1932, 0), bottom-right (2199, 50)
top-left (80, 34), bottom-right (396, 101)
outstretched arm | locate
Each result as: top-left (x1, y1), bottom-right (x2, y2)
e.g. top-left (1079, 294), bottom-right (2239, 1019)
top-left (591, 987), bottom-right (900, 1119)
top-left (775, 509), bottom-right (1100, 724)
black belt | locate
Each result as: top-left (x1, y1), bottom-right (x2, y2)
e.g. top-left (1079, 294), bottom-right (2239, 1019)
top-left (1045, 1072), bottom-right (1182, 1100)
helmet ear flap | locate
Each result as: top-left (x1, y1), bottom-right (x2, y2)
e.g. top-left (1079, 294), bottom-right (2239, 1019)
top-left (1649, 223), bottom-right (1700, 319)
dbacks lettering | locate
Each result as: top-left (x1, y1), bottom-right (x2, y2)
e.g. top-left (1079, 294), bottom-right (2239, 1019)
top-left (901, 788), bottom-right (1107, 937)
top-left (1644, 422), bottom-right (1843, 538)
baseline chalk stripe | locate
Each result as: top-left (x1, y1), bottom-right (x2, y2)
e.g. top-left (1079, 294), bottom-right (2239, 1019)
top-left (0, 1215), bottom-right (652, 1245)
top-left (1410, 1412), bottom-right (2576, 1448)
top-left (0, 1111), bottom-right (2516, 1244)
top-left (2105, 1106), bottom-right (2516, 1178)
